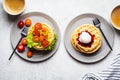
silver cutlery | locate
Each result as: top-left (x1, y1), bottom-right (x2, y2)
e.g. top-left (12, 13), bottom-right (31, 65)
top-left (93, 18), bottom-right (113, 51)
top-left (9, 27), bottom-right (28, 60)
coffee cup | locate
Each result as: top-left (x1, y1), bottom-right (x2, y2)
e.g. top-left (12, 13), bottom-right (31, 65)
top-left (3, 0), bottom-right (25, 15)
top-left (111, 5), bottom-right (120, 30)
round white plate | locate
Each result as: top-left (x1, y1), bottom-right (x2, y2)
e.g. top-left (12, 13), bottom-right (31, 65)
top-left (10, 12), bottom-right (61, 62)
top-left (64, 13), bottom-right (114, 63)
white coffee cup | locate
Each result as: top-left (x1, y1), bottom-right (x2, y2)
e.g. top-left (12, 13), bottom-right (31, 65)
top-left (3, 0), bottom-right (25, 15)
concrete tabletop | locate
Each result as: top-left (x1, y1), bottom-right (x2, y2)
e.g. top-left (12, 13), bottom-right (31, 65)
top-left (0, 0), bottom-right (120, 80)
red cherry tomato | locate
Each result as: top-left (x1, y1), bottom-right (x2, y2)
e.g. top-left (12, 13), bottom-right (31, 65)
top-left (33, 30), bottom-right (40, 36)
top-left (27, 51), bottom-right (33, 58)
top-left (18, 21), bottom-right (24, 28)
top-left (34, 22), bottom-right (42, 30)
top-left (17, 44), bottom-right (25, 52)
top-left (42, 40), bottom-right (49, 48)
top-left (21, 38), bottom-right (27, 46)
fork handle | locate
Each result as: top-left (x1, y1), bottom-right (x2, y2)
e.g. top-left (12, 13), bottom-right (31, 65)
top-left (9, 37), bottom-right (23, 60)
top-left (99, 27), bottom-right (113, 51)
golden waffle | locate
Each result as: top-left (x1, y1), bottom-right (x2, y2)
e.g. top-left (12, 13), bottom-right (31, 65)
top-left (71, 24), bottom-right (102, 54)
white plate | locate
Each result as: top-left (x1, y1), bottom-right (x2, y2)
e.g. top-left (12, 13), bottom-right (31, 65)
top-left (10, 12), bottom-right (61, 62)
top-left (64, 13), bottom-right (114, 63)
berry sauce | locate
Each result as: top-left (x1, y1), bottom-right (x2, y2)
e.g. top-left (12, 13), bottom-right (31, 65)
top-left (77, 30), bottom-right (95, 47)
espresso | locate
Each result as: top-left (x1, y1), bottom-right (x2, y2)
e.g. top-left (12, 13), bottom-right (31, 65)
top-left (111, 6), bottom-right (120, 28)
top-left (5, 0), bottom-right (25, 14)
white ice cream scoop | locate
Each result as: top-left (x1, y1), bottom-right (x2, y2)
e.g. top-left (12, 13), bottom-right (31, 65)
top-left (79, 32), bottom-right (91, 44)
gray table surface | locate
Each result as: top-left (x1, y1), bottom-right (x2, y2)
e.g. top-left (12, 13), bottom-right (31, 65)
top-left (0, 0), bottom-right (120, 80)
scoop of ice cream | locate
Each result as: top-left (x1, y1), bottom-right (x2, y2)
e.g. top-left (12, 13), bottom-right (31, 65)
top-left (79, 32), bottom-right (91, 44)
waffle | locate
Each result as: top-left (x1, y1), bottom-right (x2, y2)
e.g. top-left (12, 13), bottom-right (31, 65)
top-left (71, 24), bottom-right (102, 54)
top-left (27, 23), bottom-right (54, 50)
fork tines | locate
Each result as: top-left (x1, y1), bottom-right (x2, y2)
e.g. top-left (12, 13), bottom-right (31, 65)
top-left (21, 27), bottom-right (28, 37)
top-left (93, 18), bottom-right (101, 26)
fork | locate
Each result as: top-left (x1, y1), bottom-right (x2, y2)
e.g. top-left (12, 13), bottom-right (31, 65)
top-left (93, 18), bottom-right (113, 51)
top-left (9, 27), bottom-right (28, 60)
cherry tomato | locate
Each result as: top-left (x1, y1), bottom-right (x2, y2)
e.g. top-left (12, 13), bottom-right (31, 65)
top-left (39, 35), bottom-right (44, 42)
top-left (18, 21), bottom-right (24, 28)
top-left (17, 44), bottom-right (25, 52)
top-left (41, 27), bottom-right (47, 32)
top-left (33, 36), bottom-right (40, 42)
top-left (34, 22), bottom-right (42, 30)
top-left (44, 35), bottom-right (48, 39)
top-left (25, 19), bottom-right (31, 27)
top-left (33, 30), bottom-right (40, 36)
top-left (42, 40), bottom-right (49, 47)
top-left (27, 51), bottom-right (33, 58)
top-left (21, 38), bottom-right (27, 46)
